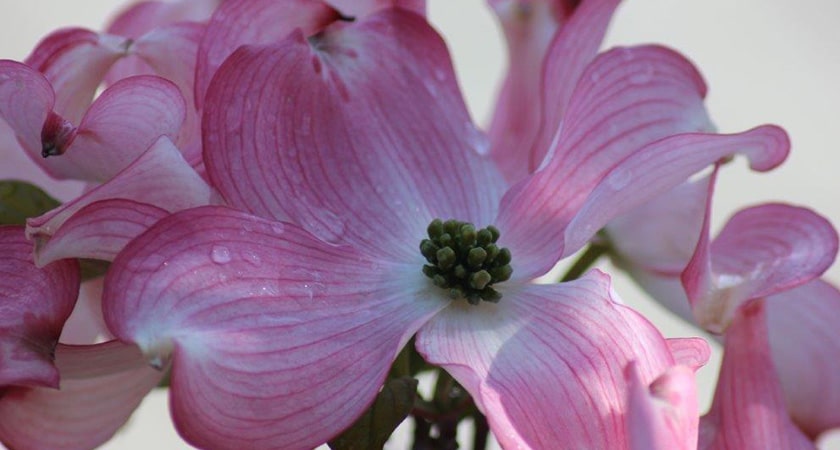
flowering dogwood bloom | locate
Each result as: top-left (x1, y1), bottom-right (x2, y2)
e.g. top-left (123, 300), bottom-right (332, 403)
top-left (604, 170), bottom-right (840, 439)
top-left (0, 226), bottom-right (164, 449)
top-left (488, 0), bottom-right (621, 182)
top-left (699, 300), bottom-right (817, 449)
top-left (100, 10), bottom-right (789, 448)
top-left (0, 61), bottom-right (215, 266)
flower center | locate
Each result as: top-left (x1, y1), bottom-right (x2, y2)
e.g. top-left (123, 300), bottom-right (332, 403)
top-left (420, 218), bottom-right (513, 305)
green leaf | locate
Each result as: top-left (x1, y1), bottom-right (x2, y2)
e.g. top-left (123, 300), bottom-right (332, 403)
top-left (0, 180), bottom-right (60, 225)
top-left (328, 377), bottom-right (418, 450)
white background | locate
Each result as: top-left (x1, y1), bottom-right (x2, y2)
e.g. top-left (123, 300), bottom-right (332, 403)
top-left (1, 0), bottom-right (839, 448)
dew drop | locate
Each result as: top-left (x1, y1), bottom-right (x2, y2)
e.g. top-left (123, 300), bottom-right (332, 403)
top-left (210, 245), bottom-right (232, 264)
top-left (464, 122), bottom-right (489, 155)
top-left (606, 167), bottom-right (631, 190)
top-left (270, 222), bottom-right (285, 235)
top-left (433, 68), bottom-right (446, 81)
top-left (425, 80), bottom-right (438, 98)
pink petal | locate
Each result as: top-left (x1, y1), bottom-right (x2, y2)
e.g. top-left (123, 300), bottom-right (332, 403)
top-left (102, 206), bottom-right (445, 449)
top-left (195, 0), bottom-right (340, 109)
top-left (35, 199), bottom-right (168, 267)
top-left (0, 227), bottom-right (79, 388)
top-left (626, 363), bottom-right (699, 450)
top-left (109, 23), bottom-right (205, 162)
top-left (327, 0), bottom-right (425, 17)
top-left (527, 0), bottom-right (623, 172)
top-left (58, 278), bottom-right (110, 345)
top-left (25, 28), bottom-right (128, 124)
top-left (683, 203), bottom-right (837, 333)
top-left (0, 60), bottom-right (55, 162)
top-left (765, 279), bottom-right (840, 437)
top-left (606, 174), bottom-right (714, 275)
top-left (0, 341), bottom-right (163, 450)
top-left (699, 300), bottom-right (814, 449)
top-left (26, 136), bottom-right (213, 244)
top-left (416, 270), bottom-right (676, 449)
top-left (47, 75), bottom-right (187, 181)
top-left (107, 0), bottom-right (220, 38)
top-left (204, 11), bottom-right (503, 256)
top-left (495, 45), bottom-right (720, 278)
top-left (487, 0), bottom-right (563, 182)
top-left (0, 120), bottom-right (84, 202)
top-left (666, 337), bottom-right (711, 371)
top-left (565, 127), bottom-right (788, 255)
top-left (488, 0), bottom-right (621, 181)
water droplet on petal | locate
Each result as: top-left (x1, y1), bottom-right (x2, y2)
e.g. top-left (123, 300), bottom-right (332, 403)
top-left (210, 245), bottom-right (231, 264)
top-left (464, 122), bottom-right (489, 155)
top-left (270, 222), bottom-right (285, 235)
top-left (606, 167), bottom-right (631, 190)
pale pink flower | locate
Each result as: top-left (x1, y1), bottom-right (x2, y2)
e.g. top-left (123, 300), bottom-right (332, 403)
top-left (605, 169), bottom-right (840, 438)
top-left (100, 10), bottom-right (786, 448)
top-left (0, 226), bottom-right (162, 449)
top-left (487, 0), bottom-right (622, 182)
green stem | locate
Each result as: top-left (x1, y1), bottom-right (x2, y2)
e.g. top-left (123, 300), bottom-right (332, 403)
top-left (390, 344), bottom-right (412, 378)
top-left (472, 412), bottom-right (489, 450)
top-left (560, 243), bottom-right (608, 282)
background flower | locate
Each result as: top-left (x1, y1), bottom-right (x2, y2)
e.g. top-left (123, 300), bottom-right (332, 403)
top-left (1, 0), bottom-right (838, 448)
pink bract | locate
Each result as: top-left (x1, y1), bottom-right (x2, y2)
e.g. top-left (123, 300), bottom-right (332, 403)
top-left (605, 166), bottom-right (840, 437)
top-left (101, 9), bottom-right (787, 448)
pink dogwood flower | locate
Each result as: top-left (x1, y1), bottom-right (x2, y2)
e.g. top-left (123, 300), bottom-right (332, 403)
top-left (0, 226), bottom-right (164, 449)
top-left (699, 300), bottom-right (816, 449)
top-left (101, 10), bottom-right (787, 448)
top-left (625, 363), bottom-right (701, 450)
top-left (605, 169), bottom-right (840, 439)
top-left (487, 0), bottom-right (622, 182)
top-left (0, 61), bottom-right (215, 265)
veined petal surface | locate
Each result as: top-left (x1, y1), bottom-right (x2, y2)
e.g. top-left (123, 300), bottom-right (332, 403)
top-left (25, 28), bottom-right (128, 123)
top-left (766, 280), bottom-right (840, 437)
top-left (195, 0), bottom-right (340, 108)
top-left (103, 206), bottom-right (446, 449)
top-left (527, 0), bottom-right (622, 173)
top-left (488, 0), bottom-right (622, 181)
top-left (26, 136), bottom-right (213, 244)
top-left (204, 10), bottom-right (504, 259)
top-left (699, 300), bottom-right (814, 450)
top-left (327, 0), bottom-right (425, 16)
top-left (607, 174), bottom-right (713, 275)
top-left (52, 75), bottom-right (186, 181)
top-left (562, 126), bottom-right (788, 262)
top-left (416, 270), bottom-right (675, 449)
top-left (0, 60), bottom-right (55, 161)
top-left (487, 0), bottom-right (569, 181)
top-left (683, 203), bottom-right (837, 333)
top-left (0, 226), bottom-right (78, 388)
top-left (0, 341), bottom-right (162, 450)
top-left (495, 45), bottom-right (721, 278)
top-left (35, 199), bottom-right (168, 267)
top-left (107, 0), bottom-right (221, 38)
top-left (626, 363), bottom-right (699, 450)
